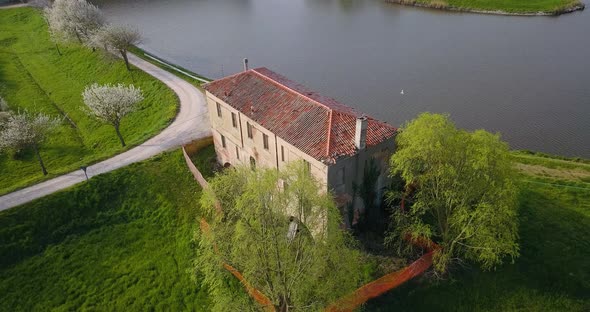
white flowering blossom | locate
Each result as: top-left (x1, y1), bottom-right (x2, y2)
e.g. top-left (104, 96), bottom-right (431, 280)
top-left (44, 0), bottom-right (105, 44)
top-left (82, 83), bottom-right (144, 147)
top-left (0, 111), bottom-right (60, 175)
top-left (91, 24), bottom-right (142, 70)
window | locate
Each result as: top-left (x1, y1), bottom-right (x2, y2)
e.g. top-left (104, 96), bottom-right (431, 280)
top-left (249, 156), bottom-right (256, 170)
top-left (221, 134), bottom-right (226, 148)
top-left (263, 134), bottom-right (269, 150)
top-left (216, 102), bottom-right (222, 118)
top-left (281, 146), bottom-right (285, 162)
top-left (247, 122), bottom-right (253, 139)
top-left (231, 112), bottom-right (237, 128)
top-left (303, 160), bottom-right (311, 175)
top-left (235, 146), bottom-right (240, 159)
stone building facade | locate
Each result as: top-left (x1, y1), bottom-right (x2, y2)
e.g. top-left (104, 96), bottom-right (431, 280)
top-left (203, 67), bottom-right (397, 226)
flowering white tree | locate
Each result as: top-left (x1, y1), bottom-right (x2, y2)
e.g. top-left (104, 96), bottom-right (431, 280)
top-left (91, 24), bottom-right (142, 71)
top-left (44, 0), bottom-right (105, 44)
top-left (0, 111), bottom-right (60, 175)
top-left (0, 96), bottom-right (10, 128)
top-left (82, 83), bottom-right (144, 147)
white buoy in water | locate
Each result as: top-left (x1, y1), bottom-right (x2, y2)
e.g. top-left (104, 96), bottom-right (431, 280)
top-left (400, 89), bottom-right (404, 95)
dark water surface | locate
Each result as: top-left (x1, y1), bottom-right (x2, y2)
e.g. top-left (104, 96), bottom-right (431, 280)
top-left (95, 0), bottom-right (590, 157)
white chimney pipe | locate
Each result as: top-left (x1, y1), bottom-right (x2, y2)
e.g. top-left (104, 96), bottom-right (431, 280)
top-left (355, 116), bottom-right (368, 150)
top-left (243, 58), bottom-right (249, 71)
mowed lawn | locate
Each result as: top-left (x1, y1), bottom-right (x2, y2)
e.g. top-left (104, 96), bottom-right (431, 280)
top-left (367, 154), bottom-right (590, 311)
top-left (0, 148), bottom-right (215, 311)
top-left (0, 8), bottom-right (178, 195)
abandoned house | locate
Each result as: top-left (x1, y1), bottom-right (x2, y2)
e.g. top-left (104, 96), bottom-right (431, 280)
top-left (203, 66), bottom-right (397, 226)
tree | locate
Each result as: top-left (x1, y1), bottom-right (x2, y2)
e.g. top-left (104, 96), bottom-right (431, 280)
top-left (44, 0), bottom-right (105, 45)
top-left (82, 83), bottom-right (143, 147)
top-left (92, 24), bottom-right (142, 71)
top-left (386, 113), bottom-right (519, 274)
top-left (197, 162), bottom-right (363, 312)
top-left (0, 111), bottom-right (60, 175)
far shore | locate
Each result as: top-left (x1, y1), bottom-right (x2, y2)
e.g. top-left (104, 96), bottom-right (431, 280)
top-left (386, 0), bottom-right (585, 16)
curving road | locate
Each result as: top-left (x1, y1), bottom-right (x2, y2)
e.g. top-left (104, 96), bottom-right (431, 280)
top-left (0, 53), bottom-right (211, 211)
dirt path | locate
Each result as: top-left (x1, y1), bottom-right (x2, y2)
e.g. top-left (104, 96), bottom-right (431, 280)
top-left (0, 53), bottom-right (211, 211)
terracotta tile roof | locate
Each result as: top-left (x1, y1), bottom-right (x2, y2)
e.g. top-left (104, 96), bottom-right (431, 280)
top-left (203, 67), bottom-right (397, 164)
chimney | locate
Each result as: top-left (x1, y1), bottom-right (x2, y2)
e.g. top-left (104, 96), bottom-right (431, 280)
top-left (243, 58), bottom-right (249, 71)
top-left (355, 116), bottom-right (368, 150)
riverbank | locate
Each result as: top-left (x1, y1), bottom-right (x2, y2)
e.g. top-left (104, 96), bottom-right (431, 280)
top-left (386, 0), bottom-right (584, 16)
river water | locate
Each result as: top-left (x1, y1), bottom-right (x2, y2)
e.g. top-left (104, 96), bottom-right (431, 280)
top-left (94, 0), bottom-right (589, 157)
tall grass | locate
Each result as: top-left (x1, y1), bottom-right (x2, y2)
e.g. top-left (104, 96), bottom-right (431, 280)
top-left (365, 155), bottom-right (590, 311)
top-left (0, 148), bottom-right (216, 311)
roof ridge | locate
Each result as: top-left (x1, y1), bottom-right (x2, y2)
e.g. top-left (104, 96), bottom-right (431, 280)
top-left (326, 110), bottom-right (333, 157)
top-left (251, 68), bottom-right (334, 113)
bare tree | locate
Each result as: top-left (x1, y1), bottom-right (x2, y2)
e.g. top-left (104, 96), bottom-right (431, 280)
top-left (82, 83), bottom-right (144, 147)
top-left (0, 111), bottom-right (60, 175)
top-left (91, 24), bottom-right (142, 71)
top-left (44, 0), bottom-right (105, 45)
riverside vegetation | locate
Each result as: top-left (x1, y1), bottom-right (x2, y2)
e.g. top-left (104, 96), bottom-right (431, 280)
top-left (0, 146), bottom-right (587, 311)
top-left (0, 7), bottom-right (177, 195)
top-left (387, 0), bottom-right (584, 15)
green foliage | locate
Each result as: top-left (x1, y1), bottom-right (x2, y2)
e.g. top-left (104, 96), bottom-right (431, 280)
top-left (0, 8), bottom-right (177, 194)
top-left (368, 162), bottom-right (590, 311)
top-left (197, 163), bottom-right (364, 311)
top-left (410, 0), bottom-right (582, 14)
top-left (386, 113), bottom-right (519, 273)
top-left (0, 149), bottom-right (215, 311)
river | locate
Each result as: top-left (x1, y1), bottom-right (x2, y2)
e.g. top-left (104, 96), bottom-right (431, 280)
top-left (94, 0), bottom-right (590, 157)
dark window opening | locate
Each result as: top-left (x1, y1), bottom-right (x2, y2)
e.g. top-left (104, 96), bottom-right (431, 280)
top-left (216, 102), bottom-right (222, 118)
top-left (263, 134), bottom-right (269, 150)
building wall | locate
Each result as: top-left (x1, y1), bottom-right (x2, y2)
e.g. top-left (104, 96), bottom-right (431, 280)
top-left (205, 91), bottom-right (329, 188)
top-left (327, 138), bottom-right (396, 210)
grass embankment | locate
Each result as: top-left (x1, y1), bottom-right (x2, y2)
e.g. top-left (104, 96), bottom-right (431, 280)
top-left (387, 0), bottom-right (584, 15)
top-left (0, 8), bottom-right (178, 195)
top-left (366, 153), bottom-right (590, 311)
top-left (128, 46), bottom-right (211, 88)
top-left (0, 148), bottom-right (216, 310)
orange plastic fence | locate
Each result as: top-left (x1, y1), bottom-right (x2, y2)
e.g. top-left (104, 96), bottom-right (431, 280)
top-left (200, 217), bottom-right (276, 311)
top-left (326, 250), bottom-right (435, 312)
top-left (187, 145), bottom-right (437, 312)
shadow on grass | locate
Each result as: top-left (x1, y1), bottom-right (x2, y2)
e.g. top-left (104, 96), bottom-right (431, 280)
top-left (363, 184), bottom-right (590, 311)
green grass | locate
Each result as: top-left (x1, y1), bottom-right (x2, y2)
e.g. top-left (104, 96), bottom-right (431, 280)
top-left (128, 46), bottom-right (211, 88)
top-left (0, 147), bottom-right (217, 311)
top-left (0, 8), bottom-right (178, 195)
top-left (365, 155), bottom-right (590, 311)
top-left (395, 0), bottom-right (583, 14)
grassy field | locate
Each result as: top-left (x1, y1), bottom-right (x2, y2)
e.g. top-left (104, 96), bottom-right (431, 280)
top-left (0, 148), bottom-right (216, 311)
top-left (366, 154), bottom-right (590, 311)
top-left (0, 7), bottom-right (178, 195)
top-left (390, 0), bottom-right (583, 14)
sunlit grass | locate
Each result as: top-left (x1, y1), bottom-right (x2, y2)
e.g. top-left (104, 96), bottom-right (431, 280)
top-left (0, 8), bottom-right (178, 195)
top-left (0, 148), bottom-right (216, 310)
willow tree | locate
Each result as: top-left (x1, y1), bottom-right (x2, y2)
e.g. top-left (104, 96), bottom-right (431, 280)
top-left (197, 162), bottom-right (363, 312)
top-left (0, 111), bottom-right (60, 175)
top-left (386, 113), bottom-right (519, 274)
top-left (82, 83), bottom-right (143, 147)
